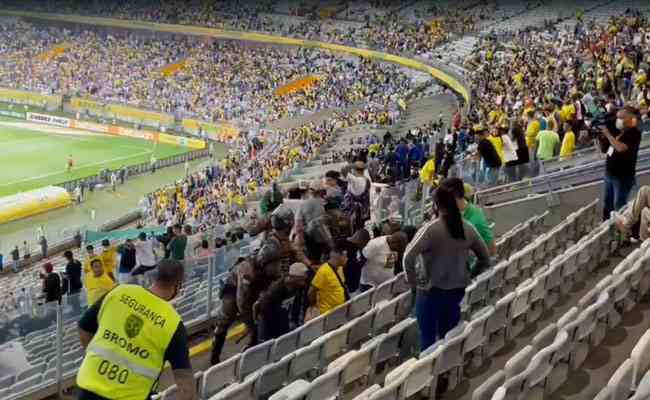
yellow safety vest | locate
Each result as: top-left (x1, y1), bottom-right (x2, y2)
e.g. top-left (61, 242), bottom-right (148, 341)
top-left (77, 285), bottom-right (181, 400)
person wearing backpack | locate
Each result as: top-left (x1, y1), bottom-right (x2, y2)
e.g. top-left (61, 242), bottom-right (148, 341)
top-left (210, 205), bottom-right (306, 365)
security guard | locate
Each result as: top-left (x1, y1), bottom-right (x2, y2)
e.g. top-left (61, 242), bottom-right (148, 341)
top-left (76, 259), bottom-right (196, 400)
top-left (210, 205), bottom-right (304, 365)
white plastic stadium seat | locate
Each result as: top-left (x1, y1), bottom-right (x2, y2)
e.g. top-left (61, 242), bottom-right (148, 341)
top-left (324, 303), bottom-right (349, 331)
top-left (305, 367), bottom-right (342, 400)
top-left (372, 299), bottom-right (398, 335)
top-left (352, 384), bottom-right (381, 400)
top-left (290, 342), bottom-right (323, 380)
top-left (299, 316), bottom-right (325, 346)
top-left (209, 375), bottom-right (256, 400)
top-left (399, 343), bottom-right (444, 399)
top-left (631, 330), bottom-right (650, 389)
top-left (268, 379), bottom-right (309, 400)
top-left (254, 354), bottom-right (294, 398)
top-left (472, 370), bottom-right (505, 400)
top-left (345, 308), bottom-right (375, 348)
top-left (486, 292), bottom-right (515, 356)
top-left (464, 306), bottom-right (494, 368)
top-left (318, 327), bottom-right (350, 366)
top-left (272, 330), bottom-right (300, 362)
top-left (238, 341), bottom-right (273, 380)
top-left (607, 358), bottom-right (634, 400)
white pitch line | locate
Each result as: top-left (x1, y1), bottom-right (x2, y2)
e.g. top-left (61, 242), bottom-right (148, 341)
top-left (0, 120), bottom-right (151, 152)
top-left (0, 150), bottom-right (151, 187)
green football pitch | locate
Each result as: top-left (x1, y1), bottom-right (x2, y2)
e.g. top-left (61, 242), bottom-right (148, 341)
top-left (0, 119), bottom-right (191, 197)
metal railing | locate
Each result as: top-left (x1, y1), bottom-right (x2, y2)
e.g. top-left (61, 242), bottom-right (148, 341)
top-left (58, 148), bottom-right (210, 193)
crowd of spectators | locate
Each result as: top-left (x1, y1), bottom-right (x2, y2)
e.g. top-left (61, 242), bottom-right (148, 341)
top-left (0, 0), bottom-right (505, 57)
top-left (440, 11), bottom-right (650, 186)
top-left (139, 102), bottom-right (405, 229)
top-left (0, 20), bottom-right (420, 126)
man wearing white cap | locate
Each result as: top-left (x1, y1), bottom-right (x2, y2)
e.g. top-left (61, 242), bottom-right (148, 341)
top-left (253, 262), bottom-right (311, 341)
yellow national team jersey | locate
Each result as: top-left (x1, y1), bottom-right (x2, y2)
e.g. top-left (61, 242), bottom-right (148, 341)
top-left (487, 135), bottom-right (505, 164)
top-left (419, 158), bottom-right (436, 185)
top-left (525, 120), bottom-right (541, 149)
top-left (101, 248), bottom-right (118, 276)
top-left (560, 131), bottom-right (576, 158)
top-left (85, 272), bottom-right (116, 306)
top-left (312, 263), bottom-right (346, 315)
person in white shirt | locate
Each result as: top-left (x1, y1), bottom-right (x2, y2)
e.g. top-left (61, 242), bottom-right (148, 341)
top-left (132, 232), bottom-right (157, 285)
top-left (110, 172), bottom-right (118, 192)
top-left (360, 232), bottom-right (408, 290)
top-left (183, 225), bottom-right (201, 263)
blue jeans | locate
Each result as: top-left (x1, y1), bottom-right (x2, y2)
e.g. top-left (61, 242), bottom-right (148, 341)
top-left (415, 287), bottom-right (465, 350)
top-left (603, 174), bottom-right (635, 221)
top-left (481, 166), bottom-right (499, 186)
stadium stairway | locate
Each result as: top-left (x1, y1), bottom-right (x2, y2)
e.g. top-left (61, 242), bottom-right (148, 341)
top-left (265, 103), bottom-right (368, 131)
top-left (387, 95), bottom-right (456, 138)
top-left (323, 94), bottom-right (458, 149)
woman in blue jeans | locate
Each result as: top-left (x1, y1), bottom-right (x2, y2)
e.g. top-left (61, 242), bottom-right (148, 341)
top-left (403, 180), bottom-right (491, 350)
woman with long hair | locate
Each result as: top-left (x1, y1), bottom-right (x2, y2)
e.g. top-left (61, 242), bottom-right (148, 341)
top-left (403, 181), bottom-right (491, 350)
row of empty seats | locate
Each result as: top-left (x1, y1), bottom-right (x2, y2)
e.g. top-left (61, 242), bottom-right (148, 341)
top-left (596, 328), bottom-right (650, 400)
top-left (336, 200), bottom-right (608, 400)
top-left (480, 232), bottom-right (650, 399)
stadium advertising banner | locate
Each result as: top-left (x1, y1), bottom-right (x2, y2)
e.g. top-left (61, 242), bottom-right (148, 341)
top-left (158, 132), bottom-right (206, 150)
top-left (118, 127), bottom-right (157, 141)
top-left (25, 111), bottom-right (205, 149)
top-left (69, 119), bottom-right (112, 134)
top-left (70, 97), bottom-right (175, 128)
top-left (26, 112), bottom-right (70, 128)
top-left (0, 109), bottom-right (26, 119)
top-left (107, 104), bottom-right (175, 127)
top-left (0, 88), bottom-right (62, 110)
top-left (70, 97), bottom-right (106, 114)
top-left (181, 118), bottom-right (240, 141)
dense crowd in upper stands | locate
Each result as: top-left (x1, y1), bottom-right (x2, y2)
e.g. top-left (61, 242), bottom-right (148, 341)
top-left (0, 20), bottom-right (421, 125)
top-left (0, 0), bottom-right (536, 57)
top-left (456, 9), bottom-right (650, 187)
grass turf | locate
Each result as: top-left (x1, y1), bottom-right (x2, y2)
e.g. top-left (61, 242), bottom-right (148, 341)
top-left (0, 120), bottom-right (191, 197)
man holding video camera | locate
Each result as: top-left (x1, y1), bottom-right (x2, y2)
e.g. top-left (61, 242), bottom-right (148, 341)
top-left (599, 105), bottom-right (642, 220)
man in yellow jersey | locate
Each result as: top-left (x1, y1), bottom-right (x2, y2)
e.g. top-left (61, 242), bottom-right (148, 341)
top-left (83, 245), bottom-right (104, 274)
top-left (100, 239), bottom-right (118, 278)
top-left (76, 259), bottom-right (196, 400)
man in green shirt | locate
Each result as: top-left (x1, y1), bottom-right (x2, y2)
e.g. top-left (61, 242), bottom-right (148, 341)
top-left (167, 224), bottom-right (188, 261)
top-left (536, 129), bottom-right (560, 161)
top-left (441, 178), bottom-right (497, 256)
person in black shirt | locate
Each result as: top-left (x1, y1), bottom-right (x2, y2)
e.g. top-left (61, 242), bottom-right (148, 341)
top-left (345, 228), bottom-right (371, 293)
top-left (117, 239), bottom-right (137, 284)
top-left (64, 250), bottom-right (83, 313)
top-left (600, 106), bottom-right (642, 220)
top-left (476, 127), bottom-right (502, 185)
top-left (253, 262), bottom-right (311, 342)
top-left (41, 262), bottom-right (61, 303)
top-left (64, 250), bottom-right (83, 293)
